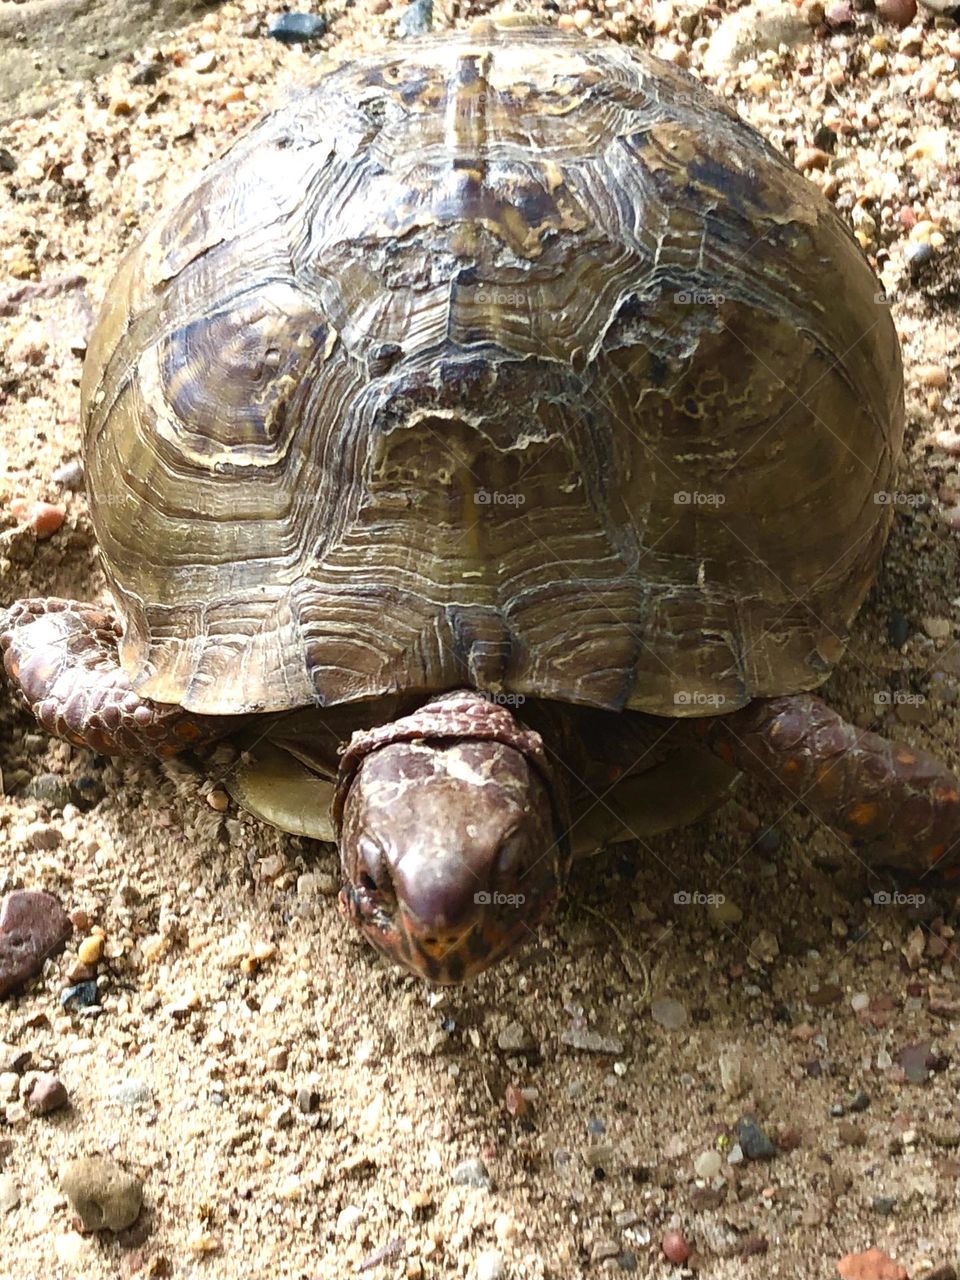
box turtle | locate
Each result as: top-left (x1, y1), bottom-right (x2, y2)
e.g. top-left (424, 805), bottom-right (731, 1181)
top-left (4, 23), bottom-right (959, 984)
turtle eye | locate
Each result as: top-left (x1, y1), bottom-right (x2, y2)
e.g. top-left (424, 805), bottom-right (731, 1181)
top-left (357, 835), bottom-right (392, 898)
top-left (495, 829), bottom-right (527, 881)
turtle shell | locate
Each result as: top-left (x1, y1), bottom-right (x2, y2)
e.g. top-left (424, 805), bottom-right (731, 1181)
top-left (81, 23), bottom-right (903, 717)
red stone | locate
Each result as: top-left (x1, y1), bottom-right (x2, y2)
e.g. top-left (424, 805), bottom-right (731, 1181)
top-left (0, 890), bottom-right (72, 998)
top-left (662, 1230), bottom-right (691, 1264)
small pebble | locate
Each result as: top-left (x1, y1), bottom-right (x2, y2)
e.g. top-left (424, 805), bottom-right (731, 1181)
top-left (872, 1195), bottom-right (897, 1215)
top-left (61, 981), bottom-right (99, 1010)
top-left (796, 147), bottom-right (832, 172)
top-left (0, 1172), bottom-right (19, 1213)
top-left (451, 1157), bottom-right (491, 1189)
top-left (205, 788), bottom-right (229, 813)
top-left (51, 459), bottom-right (84, 491)
top-left (9, 499), bottom-right (66, 539)
top-left (473, 1249), bottom-right (505, 1280)
top-left (129, 59), bottom-right (164, 86)
top-left (836, 1246), bottom-right (908, 1280)
top-left (694, 1149), bottom-right (722, 1178)
top-left (838, 1121), bottom-right (867, 1147)
top-left (0, 1043), bottom-right (31, 1073)
top-left (916, 365), bottom-right (949, 389)
top-left (736, 1115), bottom-right (777, 1160)
top-left (719, 1048), bottom-right (746, 1097)
top-left (923, 617), bottom-right (952, 641)
top-left (661, 1230), bottom-right (690, 1264)
top-left (27, 1074), bottom-right (69, 1115)
top-left (77, 936), bottom-right (103, 967)
top-left (397, 0), bottom-right (433, 36)
top-left (24, 773), bottom-right (73, 809)
top-left (650, 997), bottom-right (688, 1029)
top-left (267, 12), bottom-right (328, 42)
top-left (708, 898), bottom-right (742, 926)
top-left (497, 1021), bottom-right (537, 1052)
top-left (876, 0), bottom-right (917, 24)
top-left (336, 1204), bottom-right (363, 1236)
top-left (108, 1079), bottom-right (154, 1108)
top-left (906, 241), bottom-right (936, 278)
top-left (297, 1086), bottom-right (320, 1114)
top-left (851, 991), bottom-right (870, 1012)
top-left (60, 1156), bottom-right (143, 1232)
top-left (560, 1027), bottom-right (624, 1055)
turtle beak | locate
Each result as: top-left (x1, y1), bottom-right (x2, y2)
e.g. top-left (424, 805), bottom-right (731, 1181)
top-left (336, 737), bottom-right (563, 983)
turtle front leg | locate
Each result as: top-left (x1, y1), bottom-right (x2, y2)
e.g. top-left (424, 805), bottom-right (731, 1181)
top-left (700, 694), bottom-right (960, 874)
top-left (1, 599), bottom-right (228, 758)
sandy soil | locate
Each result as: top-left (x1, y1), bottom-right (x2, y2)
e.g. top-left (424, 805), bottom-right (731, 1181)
top-left (1, 0), bottom-right (960, 1277)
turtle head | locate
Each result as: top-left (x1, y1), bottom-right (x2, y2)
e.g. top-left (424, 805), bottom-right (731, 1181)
top-left (336, 693), bottom-right (565, 983)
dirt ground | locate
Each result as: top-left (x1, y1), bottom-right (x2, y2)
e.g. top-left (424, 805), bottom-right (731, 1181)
top-left (1, 0), bottom-right (960, 1277)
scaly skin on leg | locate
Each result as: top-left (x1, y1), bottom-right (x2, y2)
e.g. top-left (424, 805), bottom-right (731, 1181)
top-left (1, 599), bottom-right (230, 758)
top-left (698, 694), bottom-right (960, 873)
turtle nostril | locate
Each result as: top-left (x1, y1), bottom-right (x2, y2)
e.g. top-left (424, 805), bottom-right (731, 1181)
top-left (359, 872), bottom-right (378, 893)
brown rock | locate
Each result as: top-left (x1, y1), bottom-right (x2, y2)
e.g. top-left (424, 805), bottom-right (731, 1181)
top-left (836, 1247), bottom-right (908, 1280)
top-left (875, 0), bottom-right (917, 22)
top-left (60, 1156), bottom-right (143, 1232)
top-left (0, 890), bottom-right (73, 998)
top-left (26, 1073), bottom-right (69, 1115)
top-left (9, 499), bottom-right (66, 540)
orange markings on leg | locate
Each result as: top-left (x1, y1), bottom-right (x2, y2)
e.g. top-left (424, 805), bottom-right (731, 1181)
top-left (895, 749), bottom-right (917, 767)
top-left (847, 802), bottom-right (879, 829)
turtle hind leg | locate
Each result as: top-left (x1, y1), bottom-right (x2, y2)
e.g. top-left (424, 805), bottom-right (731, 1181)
top-left (1, 598), bottom-right (229, 758)
top-left (700, 693), bottom-right (960, 874)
